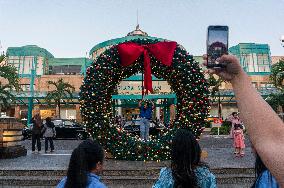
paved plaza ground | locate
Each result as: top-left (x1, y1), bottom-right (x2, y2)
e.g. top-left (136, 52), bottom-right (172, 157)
top-left (0, 135), bottom-right (256, 187)
top-left (19, 135), bottom-right (254, 169)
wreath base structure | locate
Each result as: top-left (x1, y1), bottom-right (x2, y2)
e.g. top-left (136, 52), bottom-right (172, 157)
top-left (80, 38), bottom-right (210, 161)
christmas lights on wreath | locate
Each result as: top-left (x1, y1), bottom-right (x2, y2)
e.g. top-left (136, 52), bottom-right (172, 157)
top-left (79, 38), bottom-right (210, 161)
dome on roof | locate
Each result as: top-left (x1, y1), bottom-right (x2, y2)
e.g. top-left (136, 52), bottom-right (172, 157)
top-left (127, 25), bottom-right (148, 36)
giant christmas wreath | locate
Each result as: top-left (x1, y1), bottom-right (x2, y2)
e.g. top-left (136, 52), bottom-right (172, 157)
top-left (79, 38), bottom-right (210, 161)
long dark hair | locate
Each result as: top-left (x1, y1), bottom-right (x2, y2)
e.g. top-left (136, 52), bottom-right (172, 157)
top-left (251, 154), bottom-right (268, 188)
top-left (64, 139), bottom-right (104, 188)
top-left (33, 114), bottom-right (42, 127)
top-left (171, 129), bottom-right (202, 188)
top-left (45, 117), bottom-right (54, 128)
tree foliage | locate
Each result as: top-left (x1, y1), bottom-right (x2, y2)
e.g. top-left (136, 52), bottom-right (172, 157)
top-left (270, 59), bottom-right (284, 89)
top-left (267, 59), bottom-right (284, 112)
top-left (207, 75), bottom-right (224, 100)
top-left (266, 90), bottom-right (284, 112)
top-left (45, 78), bottom-right (75, 117)
top-left (0, 55), bottom-right (20, 110)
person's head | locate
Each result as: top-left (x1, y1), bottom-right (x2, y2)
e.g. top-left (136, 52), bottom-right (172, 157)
top-left (144, 102), bottom-right (148, 108)
top-left (46, 117), bottom-right (52, 124)
top-left (234, 124), bottom-right (242, 130)
top-left (64, 139), bottom-right (104, 188)
top-left (45, 117), bottom-right (54, 127)
top-left (232, 112), bottom-right (238, 118)
top-left (171, 129), bottom-right (201, 188)
top-left (33, 114), bottom-right (42, 126)
top-left (234, 124), bottom-right (244, 130)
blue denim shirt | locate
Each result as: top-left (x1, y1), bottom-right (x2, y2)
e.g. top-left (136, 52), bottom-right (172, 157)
top-left (57, 173), bottom-right (107, 188)
top-left (254, 170), bottom-right (279, 188)
top-left (152, 167), bottom-right (216, 188)
top-left (140, 106), bottom-right (152, 119)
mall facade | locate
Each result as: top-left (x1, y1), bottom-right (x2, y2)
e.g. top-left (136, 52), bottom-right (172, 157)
top-left (1, 26), bottom-right (281, 124)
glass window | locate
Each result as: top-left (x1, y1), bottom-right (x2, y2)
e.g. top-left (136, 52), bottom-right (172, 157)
top-left (51, 66), bottom-right (64, 74)
top-left (242, 53), bottom-right (271, 73)
top-left (36, 59), bottom-right (44, 75)
top-left (68, 65), bottom-right (81, 74)
top-left (23, 57), bottom-right (32, 75)
top-left (257, 54), bottom-right (269, 65)
top-left (53, 120), bottom-right (63, 126)
top-left (19, 57), bottom-right (24, 75)
top-left (64, 120), bottom-right (73, 127)
top-left (50, 65), bottom-right (81, 75)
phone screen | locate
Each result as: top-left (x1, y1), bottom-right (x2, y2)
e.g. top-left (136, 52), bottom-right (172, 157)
top-left (207, 26), bottom-right (228, 67)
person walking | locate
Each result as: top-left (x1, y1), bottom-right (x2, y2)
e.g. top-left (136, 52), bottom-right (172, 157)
top-left (57, 139), bottom-right (107, 188)
top-left (138, 100), bottom-right (154, 141)
top-left (152, 129), bottom-right (216, 188)
top-left (233, 124), bottom-right (245, 157)
top-left (42, 117), bottom-right (56, 153)
top-left (31, 113), bottom-right (42, 153)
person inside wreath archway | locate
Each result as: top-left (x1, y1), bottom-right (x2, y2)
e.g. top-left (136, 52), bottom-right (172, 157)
top-left (138, 100), bottom-right (155, 141)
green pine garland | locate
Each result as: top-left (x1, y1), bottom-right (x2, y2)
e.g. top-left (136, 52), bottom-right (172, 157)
top-left (79, 38), bottom-right (210, 161)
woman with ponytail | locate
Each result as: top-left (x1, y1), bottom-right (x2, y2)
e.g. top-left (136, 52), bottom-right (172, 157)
top-left (57, 139), bottom-right (106, 188)
top-left (153, 129), bottom-right (216, 188)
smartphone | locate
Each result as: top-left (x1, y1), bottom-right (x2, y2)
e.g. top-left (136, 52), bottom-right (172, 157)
top-left (207, 25), bottom-right (229, 68)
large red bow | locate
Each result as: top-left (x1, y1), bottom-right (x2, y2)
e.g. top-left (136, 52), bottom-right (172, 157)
top-left (117, 41), bottom-right (177, 94)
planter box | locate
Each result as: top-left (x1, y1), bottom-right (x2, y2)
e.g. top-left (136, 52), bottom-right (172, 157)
top-left (0, 117), bottom-right (27, 159)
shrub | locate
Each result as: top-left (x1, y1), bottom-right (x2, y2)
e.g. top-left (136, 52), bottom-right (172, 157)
top-left (203, 121), bottom-right (211, 128)
top-left (210, 121), bottom-right (231, 135)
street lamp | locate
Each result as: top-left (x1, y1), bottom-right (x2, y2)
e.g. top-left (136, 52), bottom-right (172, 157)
top-left (27, 56), bottom-right (36, 127)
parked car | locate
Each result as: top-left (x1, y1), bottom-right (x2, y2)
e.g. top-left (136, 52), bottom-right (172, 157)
top-left (22, 119), bottom-right (88, 140)
top-left (123, 118), bottom-right (164, 136)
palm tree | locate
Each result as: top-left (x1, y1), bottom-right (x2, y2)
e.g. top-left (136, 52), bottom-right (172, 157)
top-left (266, 59), bottom-right (284, 113)
top-left (0, 55), bottom-right (20, 112)
top-left (45, 78), bottom-right (75, 118)
top-left (266, 91), bottom-right (284, 112)
top-left (207, 74), bottom-right (224, 118)
top-left (270, 59), bottom-right (284, 90)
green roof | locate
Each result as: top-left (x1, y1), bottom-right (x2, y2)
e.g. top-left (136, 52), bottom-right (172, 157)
top-left (89, 35), bottom-right (166, 55)
top-left (6, 45), bottom-right (54, 58)
top-left (48, 58), bottom-right (92, 66)
top-left (229, 43), bottom-right (270, 54)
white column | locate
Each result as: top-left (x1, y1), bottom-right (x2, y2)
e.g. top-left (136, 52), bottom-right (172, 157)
top-left (156, 100), bottom-right (160, 120)
top-left (117, 99), bottom-right (122, 116)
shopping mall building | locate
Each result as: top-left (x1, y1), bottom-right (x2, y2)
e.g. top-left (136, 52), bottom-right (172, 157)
top-left (1, 26), bottom-right (281, 124)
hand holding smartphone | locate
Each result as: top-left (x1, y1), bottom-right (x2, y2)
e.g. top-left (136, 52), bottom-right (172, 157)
top-left (206, 25), bottom-right (229, 68)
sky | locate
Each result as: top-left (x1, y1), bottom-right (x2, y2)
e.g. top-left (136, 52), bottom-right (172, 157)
top-left (0, 0), bottom-right (284, 57)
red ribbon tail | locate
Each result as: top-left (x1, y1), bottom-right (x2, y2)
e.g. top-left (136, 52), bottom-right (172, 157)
top-left (143, 50), bottom-right (153, 94)
top-left (145, 89), bottom-right (148, 95)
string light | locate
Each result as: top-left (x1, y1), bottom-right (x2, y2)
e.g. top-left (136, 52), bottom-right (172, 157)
top-left (79, 38), bottom-right (210, 161)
